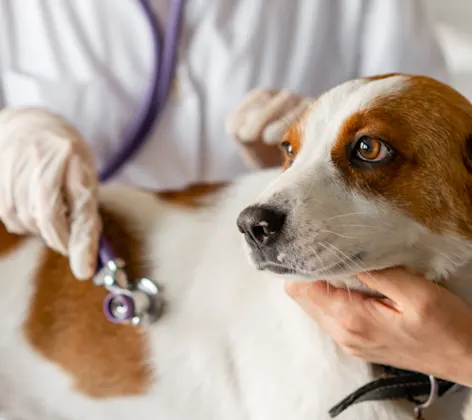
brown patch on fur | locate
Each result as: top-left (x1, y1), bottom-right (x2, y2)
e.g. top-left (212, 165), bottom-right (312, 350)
top-left (0, 223), bottom-right (25, 256)
top-left (330, 75), bottom-right (472, 237)
top-left (24, 206), bottom-right (153, 398)
top-left (281, 109), bottom-right (309, 170)
top-left (157, 183), bottom-right (225, 207)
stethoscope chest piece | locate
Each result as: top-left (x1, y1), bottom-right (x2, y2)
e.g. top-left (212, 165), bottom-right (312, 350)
top-left (94, 259), bottom-right (164, 326)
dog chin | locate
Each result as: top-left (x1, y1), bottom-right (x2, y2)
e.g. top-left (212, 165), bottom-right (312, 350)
top-left (256, 261), bottom-right (297, 275)
top-left (249, 253), bottom-right (383, 295)
top-left (244, 247), bottom-right (297, 275)
top-left (255, 262), bottom-right (380, 295)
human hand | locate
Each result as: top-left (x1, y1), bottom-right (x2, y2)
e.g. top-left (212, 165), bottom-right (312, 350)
top-left (226, 89), bottom-right (312, 169)
top-left (285, 268), bottom-right (472, 386)
top-left (0, 107), bottom-right (101, 280)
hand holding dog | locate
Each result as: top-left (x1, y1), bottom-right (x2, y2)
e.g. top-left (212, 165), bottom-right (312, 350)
top-left (286, 268), bottom-right (472, 387)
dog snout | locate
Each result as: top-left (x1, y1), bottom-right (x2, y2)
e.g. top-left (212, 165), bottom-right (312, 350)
top-left (237, 205), bottom-right (286, 247)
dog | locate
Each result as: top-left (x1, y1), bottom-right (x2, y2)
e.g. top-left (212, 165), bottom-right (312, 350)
top-left (0, 74), bottom-right (471, 420)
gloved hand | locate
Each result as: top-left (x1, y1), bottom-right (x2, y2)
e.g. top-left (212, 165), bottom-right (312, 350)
top-left (226, 88), bottom-right (313, 169)
top-left (0, 107), bottom-right (101, 279)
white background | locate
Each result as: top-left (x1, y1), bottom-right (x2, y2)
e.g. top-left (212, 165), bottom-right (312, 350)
top-left (430, 0), bottom-right (472, 99)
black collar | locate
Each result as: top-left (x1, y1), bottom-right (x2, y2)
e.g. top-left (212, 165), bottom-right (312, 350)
top-left (328, 365), bottom-right (466, 419)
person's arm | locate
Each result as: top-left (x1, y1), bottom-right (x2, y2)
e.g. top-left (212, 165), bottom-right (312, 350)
top-left (357, 0), bottom-right (450, 83)
top-left (285, 268), bottom-right (472, 387)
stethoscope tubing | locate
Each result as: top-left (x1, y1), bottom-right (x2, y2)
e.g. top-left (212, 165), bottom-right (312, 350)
top-left (99, 0), bottom-right (185, 182)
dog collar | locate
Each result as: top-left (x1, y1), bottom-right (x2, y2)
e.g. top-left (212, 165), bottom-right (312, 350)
top-left (93, 236), bottom-right (164, 326)
top-left (329, 365), bottom-right (466, 419)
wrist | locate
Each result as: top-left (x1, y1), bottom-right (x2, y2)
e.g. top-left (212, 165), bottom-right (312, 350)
top-left (435, 338), bottom-right (472, 387)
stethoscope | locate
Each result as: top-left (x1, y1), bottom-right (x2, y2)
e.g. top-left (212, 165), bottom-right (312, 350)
top-left (93, 0), bottom-right (185, 326)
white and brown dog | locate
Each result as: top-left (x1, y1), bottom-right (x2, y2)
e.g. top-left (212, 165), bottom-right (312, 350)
top-left (0, 74), bottom-right (471, 420)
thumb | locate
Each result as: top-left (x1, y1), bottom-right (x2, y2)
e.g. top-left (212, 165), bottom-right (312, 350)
top-left (357, 268), bottom-right (434, 307)
top-left (285, 280), bottom-right (363, 316)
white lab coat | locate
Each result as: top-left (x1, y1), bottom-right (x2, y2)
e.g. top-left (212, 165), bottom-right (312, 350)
top-left (0, 0), bottom-right (448, 190)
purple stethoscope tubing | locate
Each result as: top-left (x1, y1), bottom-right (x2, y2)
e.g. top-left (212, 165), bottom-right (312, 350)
top-left (97, 0), bottom-right (185, 270)
top-left (99, 0), bottom-right (185, 183)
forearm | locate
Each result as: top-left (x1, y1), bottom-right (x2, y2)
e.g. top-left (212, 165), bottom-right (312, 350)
top-left (446, 347), bottom-right (472, 387)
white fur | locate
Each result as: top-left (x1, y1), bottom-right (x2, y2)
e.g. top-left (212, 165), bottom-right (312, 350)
top-left (0, 77), bottom-right (471, 419)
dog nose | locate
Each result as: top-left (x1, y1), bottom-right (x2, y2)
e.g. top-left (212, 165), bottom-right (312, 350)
top-left (237, 205), bottom-right (286, 246)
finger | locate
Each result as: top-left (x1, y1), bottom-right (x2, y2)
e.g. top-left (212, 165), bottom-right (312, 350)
top-left (286, 280), bottom-right (363, 317)
top-left (285, 280), bottom-right (317, 299)
top-left (0, 149), bottom-right (31, 235)
top-left (225, 89), bottom-right (277, 138)
top-left (69, 130), bottom-right (97, 174)
top-left (285, 281), bottom-right (334, 329)
top-left (15, 164), bottom-right (41, 235)
top-left (286, 281), bottom-right (380, 342)
top-left (293, 292), bottom-right (326, 326)
top-left (64, 155), bottom-right (101, 280)
top-left (1, 210), bottom-right (29, 236)
top-left (357, 268), bottom-right (435, 307)
top-left (68, 218), bottom-right (100, 280)
top-left (34, 143), bottom-right (71, 255)
top-left (0, 184), bottom-right (29, 235)
top-left (237, 140), bottom-right (284, 169)
top-left (262, 99), bottom-right (312, 145)
top-left (286, 280), bottom-right (346, 305)
top-left (36, 189), bottom-right (69, 255)
top-left (236, 90), bottom-right (300, 143)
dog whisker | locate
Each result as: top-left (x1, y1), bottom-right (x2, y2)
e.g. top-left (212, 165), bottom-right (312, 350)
top-left (316, 212), bottom-right (376, 221)
top-left (330, 224), bottom-right (395, 233)
top-left (316, 241), bottom-right (353, 271)
top-left (346, 284), bottom-right (352, 301)
top-left (318, 229), bottom-right (358, 240)
top-left (309, 245), bottom-right (330, 276)
top-left (434, 281), bottom-right (443, 296)
top-left (317, 241), bottom-right (375, 283)
top-left (326, 281), bottom-right (331, 297)
top-left (303, 178), bottom-right (316, 202)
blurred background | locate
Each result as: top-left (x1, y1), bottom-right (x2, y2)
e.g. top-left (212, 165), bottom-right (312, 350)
top-left (431, 0), bottom-right (472, 99)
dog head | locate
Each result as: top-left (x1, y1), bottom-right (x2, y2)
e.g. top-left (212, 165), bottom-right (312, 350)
top-left (237, 74), bottom-right (472, 287)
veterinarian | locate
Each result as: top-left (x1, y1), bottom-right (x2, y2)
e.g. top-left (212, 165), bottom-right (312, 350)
top-left (0, 0), bottom-right (461, 383)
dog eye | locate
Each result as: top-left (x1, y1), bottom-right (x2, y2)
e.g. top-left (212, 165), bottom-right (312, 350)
top-left (280, 141), bottom-right (294, 157)
top-left (353, 136), bottom-right (391, 162)
top-left (280, 140), bottom-right (295, 168)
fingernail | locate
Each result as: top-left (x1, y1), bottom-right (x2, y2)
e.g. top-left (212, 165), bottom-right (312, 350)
top-left (71, 254), bottom-right (94, 281)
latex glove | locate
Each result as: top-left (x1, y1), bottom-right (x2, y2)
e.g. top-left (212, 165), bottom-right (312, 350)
top-left (226, 89), bottom-right (313, 169)
top-left (0, 107), bottom-right (101, 279)
top-left (285, 268), bottom-right (472, 387)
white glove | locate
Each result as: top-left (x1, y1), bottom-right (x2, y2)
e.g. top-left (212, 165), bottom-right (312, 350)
top-left (226, 88), bottom-right (313, 168)
top-left (0, 107), bottom-right (101, 279)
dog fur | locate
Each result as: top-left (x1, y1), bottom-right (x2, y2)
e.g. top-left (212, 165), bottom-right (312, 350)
top-left (0, 74), bottom-right (471, 419)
